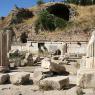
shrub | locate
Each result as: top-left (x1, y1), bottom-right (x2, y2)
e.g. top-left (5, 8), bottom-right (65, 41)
top-left (37, 0), bottom-right (44, 5)
top-left (54, 17), bottom-right (67, 29)
top-left (35, 10), bottom-right (68, 33)
top-left (35, 10), bottom-right (55, 32)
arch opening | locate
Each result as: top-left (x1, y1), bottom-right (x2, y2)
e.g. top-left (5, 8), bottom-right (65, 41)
top-left (46, 4), bottom-right (70, 21)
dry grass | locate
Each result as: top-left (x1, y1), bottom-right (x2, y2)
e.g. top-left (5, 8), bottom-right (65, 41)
top-left (1, 3), bottom-right (95, 33)
top-left (74, 5), bottom-right (95, 29)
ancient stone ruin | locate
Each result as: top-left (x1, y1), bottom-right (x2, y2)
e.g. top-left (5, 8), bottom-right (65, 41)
top-left (77, 30), bottom-right (95, 88)
top-left (0, 30), bottom-right (11, 72)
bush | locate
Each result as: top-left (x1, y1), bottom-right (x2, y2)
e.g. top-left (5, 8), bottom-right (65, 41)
top-left (35, 10), bottom-right (68, 33)
top-left (37, 0), bottom-right (44, 5)
top-left (35, 10), bottom-right (55, 32)
top-left (55, 17), bottom-right (67, 29)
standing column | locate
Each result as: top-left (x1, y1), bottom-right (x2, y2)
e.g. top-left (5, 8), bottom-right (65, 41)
top-left (6, 30), bottom-right (11, 52)
top-left (0, 31), bottom-right (9, 73)
top-left (59, 43), bottom-right (67, 60)
top-left (60, 43), bottom-right (67, 55)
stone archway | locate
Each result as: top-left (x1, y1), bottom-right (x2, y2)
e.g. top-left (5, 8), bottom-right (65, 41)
top-left (46, 3), bottom-right (70, 21)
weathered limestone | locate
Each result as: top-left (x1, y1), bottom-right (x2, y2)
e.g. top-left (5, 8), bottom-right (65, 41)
top-left (10, 72), bottom-right (30, 85)
top-left (39, 76), bottom-right (69, 90)
top-left (33, 56), bottom-right (41, 64)
top-left (49, 62), bottom-right (66, 74)
top-left (41, 58), bottom-right (51, 69)
top-left (77, 69), bottom-right (95, 88)
top-left (33, 68), bottom-right (53, 85)
top-left (0, 74), bottom-right (9, 84)
top-left (25, 53), bottom-right (34, 66)
top-left (64, 62), bottom-right (79, 75)
top-left (77, 31), bottom-right (95, 88)
top-left (85, 57), bottom-right (95, 69)
top-left (6, 30), bottom-right (12, 52)
top-left (21, 59), bottom-right (27, 66)
top-left (59, 43), bottom-right (67, 60)
top-left (0, 31), bottom-right (10, 72)
top-left (86, 31), bottom-right (95, 68)
top-left (9, 62), bottom-right (16, 68)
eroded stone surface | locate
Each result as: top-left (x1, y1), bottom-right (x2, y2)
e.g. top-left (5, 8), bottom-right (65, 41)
top-left (39, 76), bottom-right (69, 90)
top-left (0, 74), bottom-right (9, 84)
top-left (77, 69), bottom-right (95, 88)
top-left (49, 62), bottom-right (66, 74)
top-left (33, 68), bottom-right (53, 85)
top-left (41, 58), bottom-right (51, 69)
top-left (10, 72), bottom-right (30, 85)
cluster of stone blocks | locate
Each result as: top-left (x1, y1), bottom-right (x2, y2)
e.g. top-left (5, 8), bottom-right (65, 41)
top-left (0, 72), bottom-right (30, 85)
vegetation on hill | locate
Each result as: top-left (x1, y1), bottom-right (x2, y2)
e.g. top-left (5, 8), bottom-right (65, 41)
top-left (1, 1), bottom-right (95, 37)
top-left (35, 10), bottom-right (67, 33)
top-left (65, 0), bottom-right (95, 5)
top-left (36, 0), bottom-right (45, 5)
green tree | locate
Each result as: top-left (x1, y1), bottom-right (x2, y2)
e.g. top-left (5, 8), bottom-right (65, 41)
top-left (35, 10), bottom-right (55, 32)
top-left (35, 10), bottom-right (68, 33)
top-left (54, 17), bottom-right (67, 29)
top-left (37, 0), bottom-right (44, 5)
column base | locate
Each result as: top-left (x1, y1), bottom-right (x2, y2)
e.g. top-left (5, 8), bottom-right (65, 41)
top-left (0, 66), bottom-right (10, 73)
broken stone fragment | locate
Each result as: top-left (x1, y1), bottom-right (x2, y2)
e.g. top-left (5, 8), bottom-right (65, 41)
top-left (77, 69), bottom-right (95, 88)
top-left (25, 53), bottom-right (34, 66)
top-left (0, 74), bottom-right (9, 84)
top-left (39, 76), bottom-right (69, 90)
top-left (21, 59), bottom-right (27, 67)
top-left (49, 62), bottom-right (67, 75)
top-left (0, 66), bottom-right (10, 73)
top-left (9, 62), bottom-right (16, 69)
top-left (33, 68), bottom-right (53, 85)
top-left (33, 56), bottom-right (41, 64)
top-left (41, 58), bottom-right (51, 69)
top-left (10, 72), bottom-right (30, 85)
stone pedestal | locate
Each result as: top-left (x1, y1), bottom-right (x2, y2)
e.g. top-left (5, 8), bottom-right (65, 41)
top-left (77, 69), bottom-right (95, 88)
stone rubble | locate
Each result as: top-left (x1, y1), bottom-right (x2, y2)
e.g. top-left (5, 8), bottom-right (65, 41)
top-left (33, 68), bottom-right (53, 85)
top-left (0, 74), bottom-right (9, 84)
top-left (41, 58), bottom-right (51, 69)
top-left (77, 69), bottom-right (95, 88)
top-left (10, 72), bottom-right (30, 85)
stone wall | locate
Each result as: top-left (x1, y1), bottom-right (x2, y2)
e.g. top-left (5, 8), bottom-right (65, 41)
top-left (11, 41), bottom-right (87, 55)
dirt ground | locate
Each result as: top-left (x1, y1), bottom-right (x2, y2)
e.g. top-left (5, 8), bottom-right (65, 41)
top-left (0, 66), bottom-right (94, 95)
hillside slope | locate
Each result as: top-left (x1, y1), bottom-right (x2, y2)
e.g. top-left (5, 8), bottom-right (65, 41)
top-left (0, 2), bottom-right (95, 41)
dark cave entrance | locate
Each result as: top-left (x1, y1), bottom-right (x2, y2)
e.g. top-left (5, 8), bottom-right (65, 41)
top-left (46, 4), bottom-right (70, 21)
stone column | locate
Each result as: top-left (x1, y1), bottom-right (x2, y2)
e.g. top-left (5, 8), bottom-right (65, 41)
top-left (59, 43), bottom-right (67, 60)
top-left (60, 43), bottom-right (67, 56)
top-left (6, 30), bottom-right (12, 52)
top-left (77, 31), bottom-right (95, 88)
top-left (0, 31), bottom-right (9, 72)
top-left (86, 31), bottom-right (95, 69)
